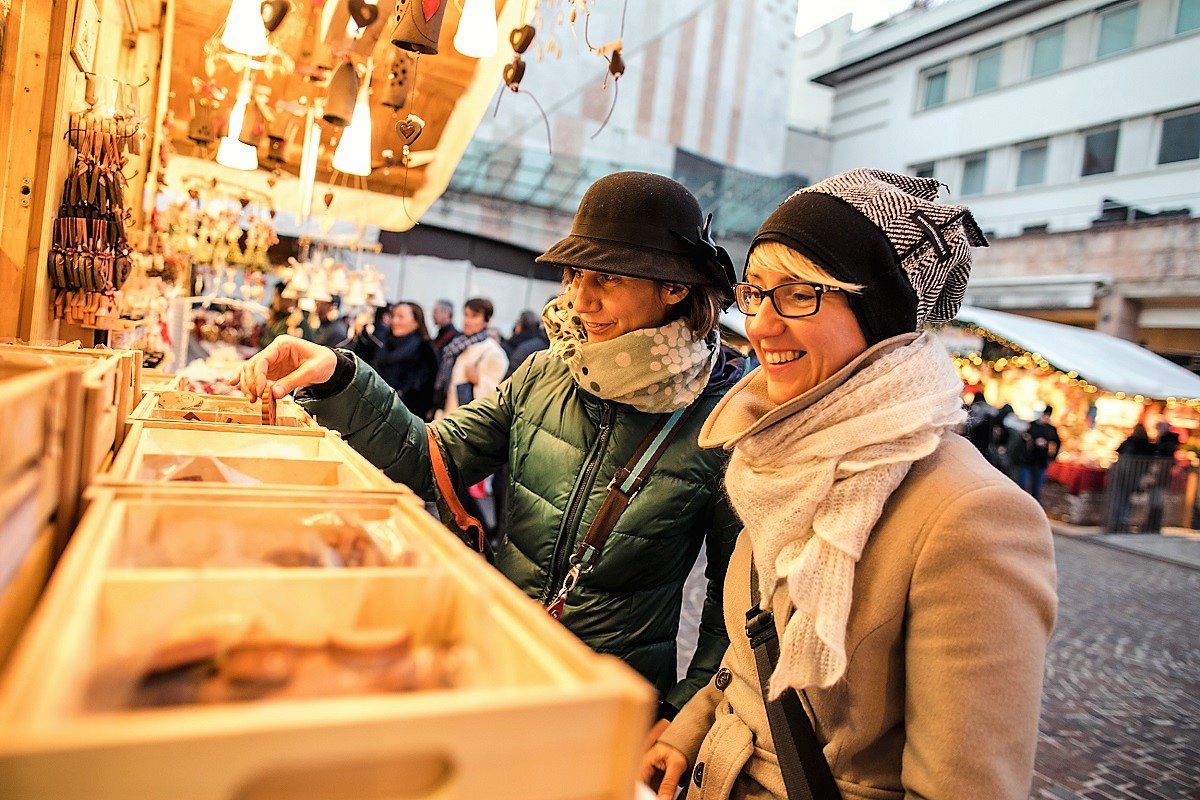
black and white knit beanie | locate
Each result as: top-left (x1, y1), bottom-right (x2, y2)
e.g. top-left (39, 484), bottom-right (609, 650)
top-left (750, 168), bottom-right (988, 345)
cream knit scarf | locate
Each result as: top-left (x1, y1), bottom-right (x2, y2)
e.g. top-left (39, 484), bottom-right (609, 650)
top-left (706, 332), bottom-right (965, 698)
top-left (541, 293), bottom-right (718, 413)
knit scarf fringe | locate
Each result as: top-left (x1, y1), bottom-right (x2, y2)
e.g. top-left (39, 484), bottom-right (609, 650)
top-left (723, 332), bottom-right (966, 698)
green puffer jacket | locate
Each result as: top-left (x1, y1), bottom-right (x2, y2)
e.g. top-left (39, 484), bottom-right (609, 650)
top-left (299, 347), bottom-right (744, 713)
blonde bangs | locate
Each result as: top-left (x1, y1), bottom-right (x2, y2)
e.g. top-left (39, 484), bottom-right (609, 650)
top-left (748, 241), bottom-right (864, 293)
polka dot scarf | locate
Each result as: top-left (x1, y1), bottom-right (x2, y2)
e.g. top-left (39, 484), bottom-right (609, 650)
top-left (541, 293), bottom-right (719, 413)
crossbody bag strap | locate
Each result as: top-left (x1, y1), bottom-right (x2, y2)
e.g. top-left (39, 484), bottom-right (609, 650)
top-left (746, 563), bottom-right (843, 800)
top-left (426, 427), bottom-right (486, 555)
top-left (546, 403), bottom-right (699, 619)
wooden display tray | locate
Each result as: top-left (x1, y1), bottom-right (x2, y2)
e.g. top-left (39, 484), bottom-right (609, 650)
top-left (0, 344), bottom-right (140, 453)
top-left (101, 421), bottom-right (400, 494)
top-left (0, 522), bottom-right (54, 672)
top-left (0, 490), bottom-right (655, 799)
top-left (0, 361), bottom-right (67, 491)
top-left (0, 351), bottom-right (120, 539)
top-left (138, 370), bottom-right (183, 398)
top-left (128, 390), bottom-right (317, 432)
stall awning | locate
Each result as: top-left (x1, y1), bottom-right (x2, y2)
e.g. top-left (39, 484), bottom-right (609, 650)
top-left (951, 305), bottom-right (1200, 401)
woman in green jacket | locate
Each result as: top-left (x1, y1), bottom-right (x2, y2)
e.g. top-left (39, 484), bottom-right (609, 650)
top-left (235, 172), bottom-right (744, 722)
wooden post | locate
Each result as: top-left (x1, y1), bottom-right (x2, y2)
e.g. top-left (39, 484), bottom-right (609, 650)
top-left (0, 0), bottom-right (74, 341)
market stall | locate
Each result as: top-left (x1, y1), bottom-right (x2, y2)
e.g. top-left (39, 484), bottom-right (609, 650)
top-left (940, 306), bottom-right (1200, 527)
top-left (0, 3), bottom-right (663, 797)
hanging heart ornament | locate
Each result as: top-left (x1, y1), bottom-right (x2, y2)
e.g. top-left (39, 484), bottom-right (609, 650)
top-left (348, 0), bottom-right (380, 28)
top-left (509, 25), bottom-right (535, 54)
top-left (396, 113), bottom-right (425, 146)
top-left (503, 57), bottom-right (525, 92)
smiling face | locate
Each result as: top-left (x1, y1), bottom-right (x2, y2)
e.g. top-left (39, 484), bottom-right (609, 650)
top-left (744, 244), bottom-right (869, 405)
top-left (390, 303), bottom-right (417, 337)
top-left (566, 269), bottom-right (688, 343)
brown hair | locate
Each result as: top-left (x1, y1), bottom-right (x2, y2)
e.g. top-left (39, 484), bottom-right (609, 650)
top-left (464, 297), bottom-right (494, 322)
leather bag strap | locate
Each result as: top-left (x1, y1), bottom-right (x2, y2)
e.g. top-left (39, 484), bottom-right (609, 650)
top-left (746, 563), bottom-right (843, 800)
top-left (546, 403), bottom-right (699, 618)
top-left (426, 427), bottom-right (486, 554)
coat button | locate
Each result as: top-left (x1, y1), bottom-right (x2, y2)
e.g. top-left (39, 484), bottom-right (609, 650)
top-left (715, 668), bottom-right (731, 691)
top-left (693, 762), bottom-right (704, 788)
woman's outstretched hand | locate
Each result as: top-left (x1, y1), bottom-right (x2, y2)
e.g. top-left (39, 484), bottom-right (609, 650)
top-left (641, 740), bottom-right (689, 800)
top-left (232, 335), bottom-right (338, 400)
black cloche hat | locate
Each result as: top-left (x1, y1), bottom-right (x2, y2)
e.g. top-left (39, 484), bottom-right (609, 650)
top-left (536, 171), bottom-right (736, 302)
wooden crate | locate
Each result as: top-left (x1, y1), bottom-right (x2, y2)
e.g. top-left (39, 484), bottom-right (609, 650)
top-left (0, 344), bottom-right (139, 452)
top-left (128, 390), bottom-right (318, 432)
top-left (101, 422), bottom-right (400, 494)
top-left (0, 490), bottom-right (655, 799)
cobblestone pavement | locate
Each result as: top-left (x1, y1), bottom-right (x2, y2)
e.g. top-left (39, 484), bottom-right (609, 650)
top-left (675, 535), bottom-right (1200, 798)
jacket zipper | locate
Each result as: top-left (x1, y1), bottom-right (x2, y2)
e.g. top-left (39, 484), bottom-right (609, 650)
top-left (541, 402), bottom-right (614, 603)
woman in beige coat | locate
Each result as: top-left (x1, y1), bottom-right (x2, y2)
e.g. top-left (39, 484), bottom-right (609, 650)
top-left (642, 169), bottom-right (1057, 800)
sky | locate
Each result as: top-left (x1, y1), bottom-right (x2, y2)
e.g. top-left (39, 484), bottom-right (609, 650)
top-left (794, 0), bottom-right (916, 35)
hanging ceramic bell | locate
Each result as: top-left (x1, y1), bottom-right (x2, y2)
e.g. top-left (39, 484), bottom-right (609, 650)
top-left (238, 94), bottom-right (271, 147)
top-left (188, 97), bottom-right (217, 144)
top-left (381, 52), bottom-right (415, 110)
top-left (391, 0), bottom-right (447, 56)
top-left (323, 62), bottom-right (359, 127)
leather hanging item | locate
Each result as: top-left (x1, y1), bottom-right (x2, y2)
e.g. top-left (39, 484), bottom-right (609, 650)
top-left (545, 403), bottom-right (699, 619)
top-left (745, 563), bottom-right (844, 800)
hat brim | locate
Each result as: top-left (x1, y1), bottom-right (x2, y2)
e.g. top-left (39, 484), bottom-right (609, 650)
top-left (536, 234), bottom-right (710, 286)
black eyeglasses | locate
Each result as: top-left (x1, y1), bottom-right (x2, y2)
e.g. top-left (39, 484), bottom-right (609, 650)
top-left (734, 281), bottom-right (845, 318)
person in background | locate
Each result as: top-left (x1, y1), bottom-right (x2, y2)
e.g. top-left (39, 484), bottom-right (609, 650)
top-left (233, 170), bottom-right (744, 733)
top-left (964, 393), bottom-right (996, 456)
top-left (1112, 422), bottom-right (1155, 531)
top-left (433, 298), bottom-right (509, 418)
top-left (1016, 406), bottom-right (1060, 502)
top-left (350, 304), bottom-right (391, 369)
top-left (503, 309), bottom-right (551, 379)
top-left (642, 169), bottom-right (1055, 800)
top-left (374, 301), bottom-right (438, 420)
top-left (430, 299), bottom-right (459, 357)
top-left (1153, 420), bottom-right (1181, 459)
top-left (313, 296), bottom-right (350, 348)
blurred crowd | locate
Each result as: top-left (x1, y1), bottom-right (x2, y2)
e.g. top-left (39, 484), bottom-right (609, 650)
top-left (258, 285), bottom-right (549, 424)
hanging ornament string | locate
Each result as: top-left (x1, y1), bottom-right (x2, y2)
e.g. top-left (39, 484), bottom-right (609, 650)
top-left (584, 0), bottom-right (627, 139)
top-left (398, 53), bottom-right (424, 226)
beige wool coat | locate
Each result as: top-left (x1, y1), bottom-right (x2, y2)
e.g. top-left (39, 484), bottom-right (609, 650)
top-left (659, 432), bottom-right (1057, 800)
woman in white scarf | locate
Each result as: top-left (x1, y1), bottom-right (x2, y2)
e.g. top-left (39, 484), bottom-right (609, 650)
top-left (643, 169), bottom-right (1057, 800)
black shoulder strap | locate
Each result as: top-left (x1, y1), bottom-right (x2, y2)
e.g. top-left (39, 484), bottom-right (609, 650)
top-left (746, 562), bottom-right (844, 800)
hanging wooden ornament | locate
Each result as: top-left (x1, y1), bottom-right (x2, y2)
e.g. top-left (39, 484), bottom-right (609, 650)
top-left (503, 56), bottom-right (525, 91)
top-left (323, 62), bottom-right (359, 127)
top-left (395, 113), bottom-right (425, 146)
top-left (391, 0), bottom-right (447, 55)
top-left (347, 0), bottom-right (380, 28)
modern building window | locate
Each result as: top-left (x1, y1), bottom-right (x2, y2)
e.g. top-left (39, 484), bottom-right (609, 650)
top-left (1097, 3), bottom-right (1138, 58)
top-left (1016, 142), bottom-right (1049, 186)
top-left (972, 47), bottom-right (1002, 94)
top-left (1029, 25), bottom-right (1065, 77)
top-left (911, 162), bottom-right (936, 179)
top-left (1082, 126), bottom-right (1120, 175)
top-left (1178, 0), bottom-right (1200, 33)
top-left (961, 154), bottom-right (988, 195)
top-left (1158, 110), bottom-right (1200, 164)
top-left (920, 66), bottom-right (948, 109)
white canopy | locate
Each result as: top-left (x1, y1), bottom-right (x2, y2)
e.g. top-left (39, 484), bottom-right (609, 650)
top-left (951, 305), bottom-right (1200, 401)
